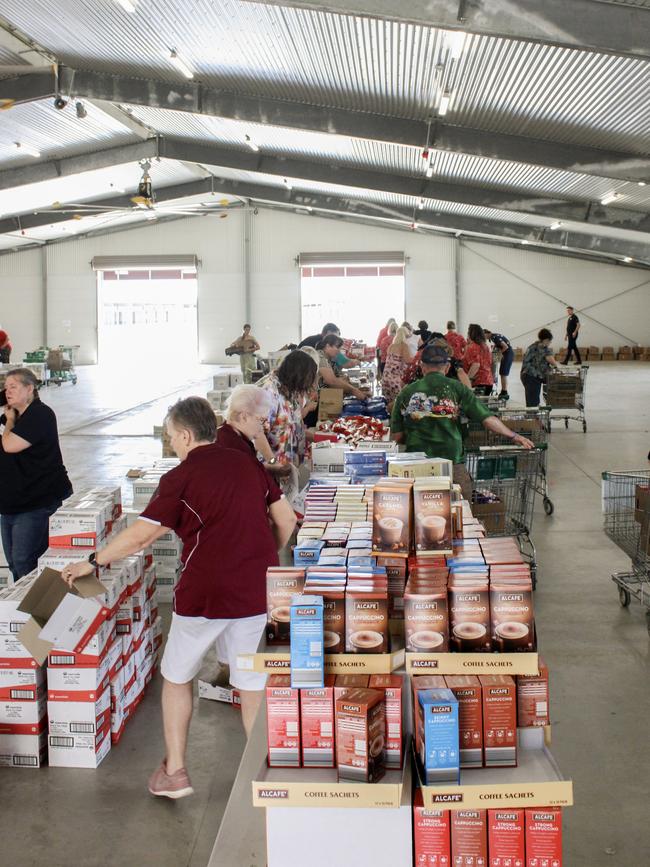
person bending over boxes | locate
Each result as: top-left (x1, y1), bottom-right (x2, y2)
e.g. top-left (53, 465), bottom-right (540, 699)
top-left (62, 396), bottom-right (296, 800)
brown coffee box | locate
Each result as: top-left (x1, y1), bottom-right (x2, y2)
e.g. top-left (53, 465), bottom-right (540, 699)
top-left (451, 810), bottom-right (488, 866)
top-left (413, 788), bottom-right (451, 865)
top-left (517, 657), bottom-right (550, 727)
top-left (413, 478), bottom-right (453, 557)
top-left (525, 807), bottom-right (563, 867)
top-left (490, 582), bottom-right (535, 652)
top-left (334, 674), bottom-right (369, 701)
top-left (372, 481), bottom-right (413, 557)
top-left (266, 567), bottom-right (305, 644)
top-left (479, 675), bottom-right (517, 767)
top-left (300, 674), bottom-right (336, 768)
top-left (445, 675), bottom-right (483, 769)
top-left (266, 675), bottom-right (301, 767)
top-left (335, 688), bottom-right (386, 783)
top-left (345, 586), bottom-right (389, 653)
top-left (404, 585), bottom-right (449, 652)
top-left (449, 583), bottom-right (492, 652)
top-left (411, 675), bottom-right (447, 754)
top-left (306, 584), bottom-right (345, 653)
top-left (369, 674), bottom-right (403, 769)
top-left (488, 809), bottom-right (525, 867)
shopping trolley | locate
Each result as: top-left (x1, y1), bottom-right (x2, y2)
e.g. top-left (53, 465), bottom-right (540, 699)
top-left (544, 365), bottom-right (589, 432)
top-left (602, 470), bottom-right (650, 632)
top-left (465, 408), bottom-right (554, 515)
top-left (46, 345), bottom-right (79, 386)
top-left (464, 445), bottom-right (548, 588)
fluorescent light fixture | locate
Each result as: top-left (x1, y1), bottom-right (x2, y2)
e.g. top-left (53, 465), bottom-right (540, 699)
top-left (549, 221), bottom-right (563, 230)
top-left (114, 0), bottom-right (137, 11)
top-left (167, 49), bottom-right (194, 79)
top-left (637, 181), bottom-right (646, 187)
top-left (110, 185), bottom-right (126, 194)
top-left (623, 256), bottom-right (632, 263)
top-left (438, 93), bottom-right (451, 116)
top-left (244, 134), bottom-right (259, 152)
top-left (425, 165), bottom-right (433, 178)
top-left (418, 197), bottom-right (425, 210)
top-left (521, 240), bottom-right (530, 245)
top-left (600, 191), bottom-right (619, 205)
top-left (445, 30), bottom-right (466, 59)
top-left (283, 178), bottom-right (292, 191)
top-left (14, 141), bottom-right (40, 158)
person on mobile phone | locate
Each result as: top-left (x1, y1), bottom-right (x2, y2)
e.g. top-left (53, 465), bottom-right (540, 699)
top-left (0, 368), bottom-right (72, 580)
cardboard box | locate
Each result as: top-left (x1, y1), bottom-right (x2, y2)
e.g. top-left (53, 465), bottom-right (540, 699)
top-left (300, 674), bottom-right (335, 768)
top-left (48, 723), bottom-right (111, 769)
top-left (449, 583), bottom-right (492, 652)
top-left (445, 675), bottom-right (483, 769)
top-left (490, 582), bottom-right (535, 652)
top-left (17, 569), bottom-right (110, 666)
top-left (335, 687), bottom-right (385, 783)
top-left (0, 693), bottom-right (47, 727)
top-left (0, 729), bottom-right (47, 768)
top-left (334, 674), bottom-right (369, 702)
top-left (488, 809), bottom-right (525, 867)
top-left (414, 478), bottom-right (453, 557)
top-left (413, 788), bottom-right (451, 865)
top-left (345, 586), bottom-right (388, 654)
top-left (266, 568), bottom-right (305, 644)
top-left (471, 500), bottom-right (505, 534)
top-left (525, 807), bottom-right (563, 867)
top-left (517, 658), bottom-right (550, 728)
top-left (318, 388), bottom-right (344, 421)
top-left (372, 481), bottom-right (413, 557)
top-left (48, 685), bottom-right (111, 737)
top-left (47, 653), bottom-right (111, 702)
top-left (404, 585), bottom-right (449, 652)
top-left (368, 674), bottom-right (402, 769)
top-left (479, 675), bottom-right (517, 767)
top-left (418, 688), bottom-right (460, 785)
top-left (266, 675), bottom-right (301, 767)
top-left (451, 810), bottom-right (488, 866)
top-left (0, 665), bottom-right (46, 701)
top-left (48, 506), bottom-right (106, 549)
top-left (290, 595), bottom-right (324, 688)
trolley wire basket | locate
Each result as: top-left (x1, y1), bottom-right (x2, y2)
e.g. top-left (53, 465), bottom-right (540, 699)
top-left (544, 364), bottom-right (589, 432)
top-left (465, 408), bottom-right (554, 516)
top-left (464, 445), bottom-right (548, 587)
top-left (602, 470), bottom-right (650, 631)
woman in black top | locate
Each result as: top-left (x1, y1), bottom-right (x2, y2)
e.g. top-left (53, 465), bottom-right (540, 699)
top-left (0, 368), bottom-right (72, 579)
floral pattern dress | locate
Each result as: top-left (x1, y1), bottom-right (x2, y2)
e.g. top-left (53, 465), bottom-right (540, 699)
top-left (382, 350), bottom-right (409, 402)
top-left (257, 372), bottom-right (306, 466)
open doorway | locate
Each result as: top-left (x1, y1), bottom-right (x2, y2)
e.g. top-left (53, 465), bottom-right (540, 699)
top-left (300, 261), bottom-right (405, 345)
top-left (97, 267), bottom-right (198, 372)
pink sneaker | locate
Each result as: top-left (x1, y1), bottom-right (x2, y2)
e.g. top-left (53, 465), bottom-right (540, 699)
top-left (148, 761), bottom-right (194, 799)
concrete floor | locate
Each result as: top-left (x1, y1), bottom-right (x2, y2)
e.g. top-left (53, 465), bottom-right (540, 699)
top-left (2, 360), bottom-right (649, 867)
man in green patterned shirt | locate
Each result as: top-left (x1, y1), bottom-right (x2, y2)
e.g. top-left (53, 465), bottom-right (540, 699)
top-left (391, 343), bottom-right (533, 462)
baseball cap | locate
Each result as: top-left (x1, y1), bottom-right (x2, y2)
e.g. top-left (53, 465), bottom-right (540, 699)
top-left (421, 343), bottom-right (451, 365)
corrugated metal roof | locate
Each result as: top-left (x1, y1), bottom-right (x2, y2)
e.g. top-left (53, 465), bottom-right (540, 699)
top-left (3, 1), bottom-right (650, 155)
top-left (0, 98), bottom-right (136, 168)
top-left (592, 0), bottom-right (650, 7)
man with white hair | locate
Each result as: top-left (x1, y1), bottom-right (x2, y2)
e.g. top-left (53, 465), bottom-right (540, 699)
top-left (63, 396), bottom-right (296, 800)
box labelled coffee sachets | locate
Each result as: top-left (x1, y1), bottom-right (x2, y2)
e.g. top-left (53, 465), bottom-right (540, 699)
top-left (335, 688), bottom-right (386, 783)
top-left (300, 674), bottom-right (336, 768)
top-left (414, 476), bottom-right (453, 556)
top-left (372, 479), bottom-right (414, 557)
top-left (265, 567), bottom-right (305, 644)
top-left (451, 810), bottom-right (488, 867)
top-left (449, 579), bottom-right (492, 652)
top-left (488, 809), bottom-right (525, 867)
top-left (444, 675), bottom-right (483, 769)
top-left (525, 807), bottom-right (563, 867)
top-left (404, 582), bottom-right (449, 652)
top-left (479, 675), bottom-right (517, 767)
top-left (368, 674), bottom-right (402, 769)
top-left (490, 573), bottom-right (535, 652)
top-left (266, 675), bottom-right (301, 767)
top-left (413, 789), bottom-right (451, 865)
top-left (517, 657), bottom-right (550, 727)
top-left (417, 688), bottom-right (460, 784)
top-left (345, 584), bottom-right (389, 653)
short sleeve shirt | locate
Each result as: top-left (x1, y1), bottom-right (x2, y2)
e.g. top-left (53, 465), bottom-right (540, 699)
top-left (445, 331), bottom-right (467, 360)
top-left (522, 342), bottom-right (552, 381)
top-left (391, 372), bottom-right (493, 463)
top-left (567, 314), bottom-right (580, 336)
top-left (216, 422), bottom-right (283, 502)
top-left (0, 401), bottom-right (72, 514)
top-left (490, 334), bottom-right (511, 351)
top-left (463, 342), bottom-right (494, 386)
top-left (257, 372), bottom-right (307, 465)
top-left (140, 443), bottom-right (281, 619)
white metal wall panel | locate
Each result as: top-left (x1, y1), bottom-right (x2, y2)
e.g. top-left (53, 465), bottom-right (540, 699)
top-left (0, 248), bottom-right (44, 359)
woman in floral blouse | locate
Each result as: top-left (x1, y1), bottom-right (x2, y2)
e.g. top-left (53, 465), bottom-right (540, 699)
top-left (520, 328), bottom-right (560, 407)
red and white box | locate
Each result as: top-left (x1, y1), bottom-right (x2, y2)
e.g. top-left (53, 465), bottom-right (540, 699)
top-left (413, 788), bottom-right (451, 866)
top-left (48, 505), bottom-right (106, 549)
top-left (525, 807), bottom-right (562, 867)
top-left (369, 673), bottom-right (403, 769)
top-left (47, 653), bottom-right (111, 702)
top-left (451, 810), bottom-right (488, 867)
top-left (517, 658), bottom-right (550, 728)
top-left (47, 616), bottom-right (115, 669)
top-left (110, 667), bottom-right (127, 743)
top-left (0, 727), bottom-right (47, 768)
top-left (479, 675), bottom-right (517, 767)
top-left (266, 675), bottom-right (301, 767)
top-left (48, 723), bottom-right (111, 769)
top-left (48, 685), bottom-right (111, 738)
top-left (445, 675), bottom-right (483, 769)
top-left (37, 548), bottom-right (89, 572)
top-left (0, 665), bottom-right (46, 701)
top-left (488, 809), bottom-right (525, 867)
top-left (106, 636), bottom-right (123, 680)
top-left (300, 674), bottom-right (335, 768)
top-left (0, 693), bottom-right (47, 727)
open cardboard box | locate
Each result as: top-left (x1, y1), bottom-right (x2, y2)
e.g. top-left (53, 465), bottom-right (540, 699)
top-left (17, 568), bottom-right (109, 666)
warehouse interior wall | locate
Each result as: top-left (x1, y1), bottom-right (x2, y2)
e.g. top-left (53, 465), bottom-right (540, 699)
top-left (1, 209), bottom-right (649, 363)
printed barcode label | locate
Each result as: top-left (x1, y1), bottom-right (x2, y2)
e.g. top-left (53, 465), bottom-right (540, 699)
top-left (70, 723), bottom-right (95, 734)
top-left (10, 689), bottom-right (33, 699)
top-left (49, 736), bottom-right (74, 748)
top-left (73, 538), bottom-right (95, 547)
top-left (13, 755), bottom-right (38, 767)
top-left (50, 654), bottom-right (75, 665)
top-left (9, 622), bottom-right (19, 633)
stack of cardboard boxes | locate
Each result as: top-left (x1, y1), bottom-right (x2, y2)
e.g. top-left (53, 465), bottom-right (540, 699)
top-left (601, 346), bottom-right (616, 361)
top-left (617, 345), bottom-right (634, 360)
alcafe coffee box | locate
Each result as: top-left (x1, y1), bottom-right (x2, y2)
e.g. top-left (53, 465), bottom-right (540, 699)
top-left (414, 477), bottom-right (453, 557)
top-left (289, 595), bottom-right (324, 689)
top-left (345, 584), bottom-right (388, 654)
top-left (368, 674), bottom-right (402, 770)
top-left (334, 674), bottom-right (369, 702)
top-left (517, 657), bottom-right (550, 728)
top-left (303, 580), bottom-right (345, 654)
top-left (490, 575), bottom-right (536, 653)
top-left (300, 674), bottom-right (335, 768)
top-left (449, 579), bottom-right (492, 653)
top-left (372, 479), bottom-right (414, 557)
top-left (411, 675), bottom-right (447, 755)
top-left (451, 810), bottom-right (488, 867)
top-left (488, 809), bottom-right (525, 867)
top-left (404, 582), bottom-right (449, 652)
top-left (525, 807), bottom-right (563, 867)
top-left (417, 688), bottom-right (460, 785)
top-left (479, 675), bottom-right (517, 767)
top-left (265, 567), bottom-right (305, 644)
top-left (444, 675), bottom-right (483, 769)
top-left (413, 788), bottom-right (451, 865)
top-left (266, 675), bottom-right (301, 768)
top-left (335, 688), bottom-right (386, 783)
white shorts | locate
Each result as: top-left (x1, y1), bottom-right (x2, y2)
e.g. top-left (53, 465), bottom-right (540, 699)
top-left (160, 612), bottom-right (267, 691)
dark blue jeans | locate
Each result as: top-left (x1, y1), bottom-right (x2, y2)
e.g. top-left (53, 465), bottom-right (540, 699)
top-left (1, 503), bottom-right (61, 581)
top-left (520, 373), bottom-right (543, 407)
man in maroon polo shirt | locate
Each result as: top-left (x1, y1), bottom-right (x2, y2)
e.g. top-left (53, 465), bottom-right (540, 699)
top-left (62, 396), bottom-right (296, 800)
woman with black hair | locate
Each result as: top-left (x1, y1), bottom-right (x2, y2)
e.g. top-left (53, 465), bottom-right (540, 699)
top-left (520, 329), bottom-right (560, 407)
top-left (463, 323), bottom-right (494, 396)
top-left (0, 368), bottom-right (72, 579)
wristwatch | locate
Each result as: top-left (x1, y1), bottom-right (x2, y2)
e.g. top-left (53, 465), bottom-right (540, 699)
top-left (267, 457), bottom-right (278, 465)
top-left (87, 552), bottom-right (97, 566)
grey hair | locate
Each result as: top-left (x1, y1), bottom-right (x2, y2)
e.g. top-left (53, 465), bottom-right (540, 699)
top-left (6, 368), bottom-right (41, 400)
top-left (225, 384), bottom-right (272, 422)
top-left (166, 397), bottom-right (217, 442)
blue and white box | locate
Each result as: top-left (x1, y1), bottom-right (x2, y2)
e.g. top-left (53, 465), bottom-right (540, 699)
top-left (290, 595), bottom-right (324, 689)
top-left (418, 688), bottom-right (460, 785)
top-left (293, 540), bottom-right (325, 566)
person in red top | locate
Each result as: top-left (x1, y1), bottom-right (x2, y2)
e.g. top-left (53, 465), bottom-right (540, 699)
top-left (0, 330), bottom-right (12, 364)
top-left (463, 323), bottom-right (494, 395)
top-left (62, 397), bottom-right (296, 800)
top-left (376, 317), bottom-right (396, 349)
top-left (444, 321), bottom-right (467, 360)
top-left (378, 321), bottom-right (397, 374)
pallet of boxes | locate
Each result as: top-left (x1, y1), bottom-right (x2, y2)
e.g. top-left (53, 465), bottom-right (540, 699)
top-left (0, 486), bottom-right (163, 769)
top-left (545, 371), bottom-right (581, 407)
top-left (206, 371), bottom-right (242, 425)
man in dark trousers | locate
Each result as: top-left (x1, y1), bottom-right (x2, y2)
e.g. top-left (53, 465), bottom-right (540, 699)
top-left (562, 306), bottom-right (582, 365)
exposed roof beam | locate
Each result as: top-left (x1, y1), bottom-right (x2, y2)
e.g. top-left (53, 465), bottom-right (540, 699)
top-left (2, 135), bottom-right (650, 235)
top-left (3, 67), bottom-right (650, 184)
top-left (2, 175), bottom-right (650, 266)
top-left (239, 0), bottom-right (650, 61)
